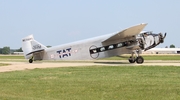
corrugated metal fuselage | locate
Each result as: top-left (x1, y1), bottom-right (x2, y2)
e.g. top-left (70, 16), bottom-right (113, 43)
top-left (42, 34), bottom-right (134, 60)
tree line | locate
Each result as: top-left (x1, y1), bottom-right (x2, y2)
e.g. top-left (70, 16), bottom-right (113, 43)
top-left (0, 47), bottom-right (22, 54)
top-left (0, 46), bottom-right (52, 54)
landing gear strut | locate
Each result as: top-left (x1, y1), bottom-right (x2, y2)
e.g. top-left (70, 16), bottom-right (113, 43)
top-left (128, 50), bottom-right (144, 64)
top-left (29, 57), bottom-right (34, 63)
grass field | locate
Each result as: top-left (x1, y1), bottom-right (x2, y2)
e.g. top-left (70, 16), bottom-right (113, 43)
top-left (0, 55), bottom-right (24, 59)
top-left (0, 55), bottom-right (26, 62)
top-left (0, 66), bottom-right (180, 100)
top-left (0, 55), bottom-right (180, 99)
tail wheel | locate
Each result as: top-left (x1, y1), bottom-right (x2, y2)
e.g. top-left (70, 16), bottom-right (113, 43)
top-left (29, 59), bottom-right (33, 63)
top-left (136, 56), bottom-right (144, 64)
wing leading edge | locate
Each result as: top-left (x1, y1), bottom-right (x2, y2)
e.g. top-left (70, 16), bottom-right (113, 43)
top-left (102, 23), bottom-right (147, 43)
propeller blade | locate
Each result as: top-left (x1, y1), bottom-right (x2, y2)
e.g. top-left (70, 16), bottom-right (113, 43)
top-left (163, 33), bottom-right (167, 39)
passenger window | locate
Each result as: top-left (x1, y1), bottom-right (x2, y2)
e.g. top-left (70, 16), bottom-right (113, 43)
top-left (100, 47), bottom-right (105, 51)
top-left (108, 45), bottom-right (114, 49)
top-left (117, 43), bottom-right (123, 47)
top-left (93, 49), bottom-right (97, 53)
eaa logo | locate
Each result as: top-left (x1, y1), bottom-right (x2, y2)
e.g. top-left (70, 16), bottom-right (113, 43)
top-left (57, 48), bottom-right (71, 58)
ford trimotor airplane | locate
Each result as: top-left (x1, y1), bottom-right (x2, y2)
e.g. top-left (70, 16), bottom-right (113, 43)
top-left (22, 23), bottom-right (166, 64)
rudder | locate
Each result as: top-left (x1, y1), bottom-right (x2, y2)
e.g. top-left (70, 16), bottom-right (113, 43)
top-left (22, 35), bottom-right (47, 59)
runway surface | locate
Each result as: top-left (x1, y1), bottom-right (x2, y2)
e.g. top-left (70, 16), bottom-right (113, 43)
top-left (0, 60), bottom-right (180, 72)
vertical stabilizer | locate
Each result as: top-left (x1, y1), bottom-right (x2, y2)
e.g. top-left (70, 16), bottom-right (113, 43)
top-left (22, 35), bottom-right (47, 59)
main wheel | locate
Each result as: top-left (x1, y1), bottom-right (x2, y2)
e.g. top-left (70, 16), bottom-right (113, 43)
top-left (136, 56), bottom-right (144, 64)
top-left (29, 59), bottom-right (33, 63)
top-left (129, 57), bottom-right (136, 63)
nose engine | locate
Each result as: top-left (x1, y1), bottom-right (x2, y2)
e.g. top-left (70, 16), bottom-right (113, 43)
top-left (159, 33), bottom-right (167, 43)
top-left (141, 32), bottom-right (166, 51)
top-left (128, 31), bottom-right (166, 64)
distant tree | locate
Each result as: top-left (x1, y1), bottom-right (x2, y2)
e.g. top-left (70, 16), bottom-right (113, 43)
top-left (165, 46), bottom-right (168, 48)
top-left (2, 46), bottom-right (10, 54)
top-left (46, 46), bottom-right (52, 48)
top-left (170, 44), bottom-right (175, 48)
top-left (16, 47), bottom-right (23, 52)
top-left (0, 48), bottom-right (2, 54)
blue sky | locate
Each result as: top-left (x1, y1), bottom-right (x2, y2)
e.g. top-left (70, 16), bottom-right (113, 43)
top-left (0, 0), bottom-right (179, 49)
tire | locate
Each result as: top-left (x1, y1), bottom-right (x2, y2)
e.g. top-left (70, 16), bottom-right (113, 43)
top-left (129, 57), bottom-right (136, 63)
top-left (136, 56), bottom-right (144, 64)
top-left (29, 59), bottom-right (33, 63)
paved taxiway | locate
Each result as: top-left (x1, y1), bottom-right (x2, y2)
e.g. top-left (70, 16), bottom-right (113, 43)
top-left (0, 60), bottom-right (180, 72)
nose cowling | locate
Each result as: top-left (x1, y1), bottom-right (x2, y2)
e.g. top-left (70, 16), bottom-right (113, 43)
top-left (159, 32), bottom-right (167, 43)
top-left (144, 32), bottom-right (167, 51)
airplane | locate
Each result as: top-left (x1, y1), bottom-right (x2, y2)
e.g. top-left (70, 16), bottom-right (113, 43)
top-left (22, 23), bottom-right (166, 64)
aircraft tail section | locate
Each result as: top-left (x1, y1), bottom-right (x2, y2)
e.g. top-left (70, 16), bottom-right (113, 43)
top-left (22, 35), bottom-right (47, 59)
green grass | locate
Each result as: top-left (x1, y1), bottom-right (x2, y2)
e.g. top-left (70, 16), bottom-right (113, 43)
top-left (0, 55), bottom-right (26, 62)
top-left (0, 66), bottom-right (180, 100)
top-left (0, 55), bottom-right (24, 59)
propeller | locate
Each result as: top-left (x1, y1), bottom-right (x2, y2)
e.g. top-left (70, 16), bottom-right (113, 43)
top-left (163, 32), bottom-right (167, 39)
top-left (160, 32), bottom-right (167, 43)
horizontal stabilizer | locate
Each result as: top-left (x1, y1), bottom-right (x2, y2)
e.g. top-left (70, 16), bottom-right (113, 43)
top-left (26, 49), bottom-right (44, 56)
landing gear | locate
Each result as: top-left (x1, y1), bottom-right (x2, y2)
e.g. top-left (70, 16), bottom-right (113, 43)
top-left (128, 50), bottom-right (144, 64)
top-left (136, 56), bottom-right (144, 64)
top-left (129, 57), bottom-right (136, 63)
top-left (29, 58), bottom-right (33, 63)
top-left (29, 56), bottom-right (33, 63)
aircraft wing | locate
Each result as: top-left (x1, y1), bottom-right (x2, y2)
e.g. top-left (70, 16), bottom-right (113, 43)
top-left (102, 23), bottom-right (147, 43)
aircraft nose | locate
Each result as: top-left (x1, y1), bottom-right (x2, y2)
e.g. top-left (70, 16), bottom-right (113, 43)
top-left (159, 32), bottom-right (167, 43)
top-left (144, 32), bottom-right (167, 51)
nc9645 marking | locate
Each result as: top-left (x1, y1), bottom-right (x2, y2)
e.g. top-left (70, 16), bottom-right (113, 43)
top-left (32, 44), bottom-right (41, 50)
